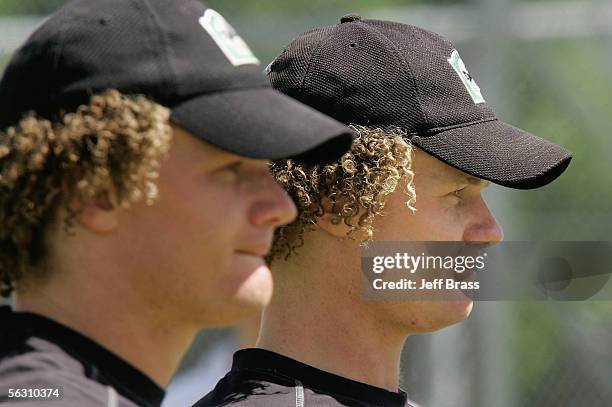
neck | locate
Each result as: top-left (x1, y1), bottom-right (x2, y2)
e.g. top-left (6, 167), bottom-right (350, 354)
top-left (16, 275), bottom-right (196, 387)
top-left (258, 242), bottom-right (408, 392)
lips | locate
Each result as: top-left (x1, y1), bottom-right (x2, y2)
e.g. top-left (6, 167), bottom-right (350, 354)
top-left (235, 229), bottom-right (275, 258)
top-left (453, 268), bottom-right (476, 282)
top-left (235, 244), bottom-right (272, 258)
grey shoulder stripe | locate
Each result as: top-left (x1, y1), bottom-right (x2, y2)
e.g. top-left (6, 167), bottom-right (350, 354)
top-left (107, 386), bottom-right (118, 407)
top-left (295, 379), bottom-right (304, 407)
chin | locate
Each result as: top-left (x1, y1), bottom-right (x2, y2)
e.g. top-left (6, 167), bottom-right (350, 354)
top-left (233, 263), bottom-right (274, 308)
top-left (218, 264), bottom-right (273, 325)
top-left (445, 297), bottom-right (474, 322)
top-left (416, 299), bottom-right (473, 333)
top-left (381, 298), bottom-right (473, 334)
top-left (228, 252), bottom-right (273, 297)
top-left (194, 261), bottom-right (273, 328)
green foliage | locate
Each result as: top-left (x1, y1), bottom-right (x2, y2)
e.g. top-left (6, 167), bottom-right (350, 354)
top-left (0, 0), bottom-right (67, 15)
top-left (506, 38), bottom-right (612, 240)
top-left (207, 0), bottom-right (451, 13)
top-left (0, 0), bottom-right (466, 17)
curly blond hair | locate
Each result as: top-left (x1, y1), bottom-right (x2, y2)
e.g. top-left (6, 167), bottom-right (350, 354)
top-left (0, 89), bottom-right (172, 297)
top-left (268, 125), bottom-right (416, 263)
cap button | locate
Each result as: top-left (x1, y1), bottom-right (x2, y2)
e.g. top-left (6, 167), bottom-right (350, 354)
top-left (340, 14), bottom-right (362, 24)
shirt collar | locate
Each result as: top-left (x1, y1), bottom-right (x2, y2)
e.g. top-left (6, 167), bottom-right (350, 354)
top-left (1, 306), bottom-right (165, 407)
top-left (232, 348), bottom-right (410, 407)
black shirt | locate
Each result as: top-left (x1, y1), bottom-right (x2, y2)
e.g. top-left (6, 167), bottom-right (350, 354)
top-left (0, 306), bottom-right (164, 406)
top-left (194, 348), bottom-right (416, 407)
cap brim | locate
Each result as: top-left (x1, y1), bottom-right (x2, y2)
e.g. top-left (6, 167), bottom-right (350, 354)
top-left (169, 87), bottom-right (353, 164)
top-left (412, 119), bottom-right (572, 189)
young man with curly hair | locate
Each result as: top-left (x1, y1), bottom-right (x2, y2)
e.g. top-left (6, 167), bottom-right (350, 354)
top-left (0, 1), bottom-right (352, 406)
top-left (196, 15), bottom-right (572, 407)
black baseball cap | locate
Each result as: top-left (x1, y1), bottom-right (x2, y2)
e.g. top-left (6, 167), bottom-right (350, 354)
top-left (268, 14), bottom-right (572, 188)
top-left (0, 0), bottom-right (353, 164)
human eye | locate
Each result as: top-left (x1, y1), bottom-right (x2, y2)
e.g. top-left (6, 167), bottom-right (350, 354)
top-left (452, 187), bottom-right (466, 197)
top-left (212, 161), bottom-right (243, 182)
top-left (446, 186), bottom-right (467, 201)
top-left (222, 162), bottom-right (242, 174)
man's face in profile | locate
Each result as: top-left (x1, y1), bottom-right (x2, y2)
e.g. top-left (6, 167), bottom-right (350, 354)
top-left (107, 126), bottom-right (297, 327)
top-left (320, 148), bottom-right (503, 333)
top-left (376, 148), bottom-right (503, 243)
top-left (364, 148), bottom-right (504, 331)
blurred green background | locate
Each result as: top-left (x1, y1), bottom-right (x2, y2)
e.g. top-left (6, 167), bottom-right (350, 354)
top-left (1, 1), bottom-right (611, 406)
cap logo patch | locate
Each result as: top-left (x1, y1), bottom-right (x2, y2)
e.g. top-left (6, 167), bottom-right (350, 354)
top-left (448, 50), bottom-right (485, 104)
top-left (199, 9), bottom-right (260, 66)
top-left (264, 60), bottom-right (273, 75)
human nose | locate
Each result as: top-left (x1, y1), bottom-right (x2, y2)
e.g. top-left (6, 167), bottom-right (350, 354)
top-left (249, 172), bottom-right (297, 228)
top-left (462, 197), bottom-right (504, 244)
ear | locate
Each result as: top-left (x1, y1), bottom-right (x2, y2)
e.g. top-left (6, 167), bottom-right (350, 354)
top-left (77, 191), bottom-right (119, 234)
top-left (315, 212), bottom-right (352, 238)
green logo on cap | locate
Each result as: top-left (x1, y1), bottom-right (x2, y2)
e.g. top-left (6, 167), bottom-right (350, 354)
top-left (199, 9), bottom-right (260, 67)
top-left (447, 50), bottom-right (485, 104)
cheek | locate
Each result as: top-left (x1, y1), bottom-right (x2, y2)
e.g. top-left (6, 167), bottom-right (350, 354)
top-left (163, 174), bottom-right (248, 238)
top-left (413, 207), bottom-right (465, 241)
top-left (377, 192), bottom-right (466, 241)
top-left (120, 182), bottom-right (249, 277)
